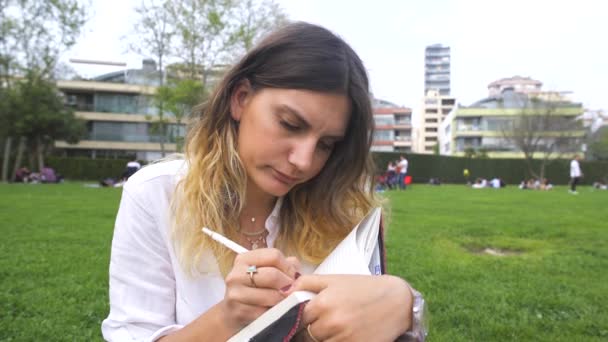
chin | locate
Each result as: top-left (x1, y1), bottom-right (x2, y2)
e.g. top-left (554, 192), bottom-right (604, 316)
top-left (259, 177), bottom-right (295, 197)
top-left (265, 183), bottom-right (292, 197)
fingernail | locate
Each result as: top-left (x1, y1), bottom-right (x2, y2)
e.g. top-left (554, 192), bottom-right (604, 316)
top-left (295, 272), bottom-right (301, 279)
top-left (281, 284), bottom-right (292, 292)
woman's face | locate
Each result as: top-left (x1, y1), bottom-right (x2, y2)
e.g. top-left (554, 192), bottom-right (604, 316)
top-left (231, 85), bottom-right (350, 198)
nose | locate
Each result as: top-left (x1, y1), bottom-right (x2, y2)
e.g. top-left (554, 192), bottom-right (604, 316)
top-left (287, 138), bottom-right (317, 173)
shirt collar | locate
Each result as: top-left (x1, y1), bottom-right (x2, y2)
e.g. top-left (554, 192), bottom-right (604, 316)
top-left (265, 197), bottom-right (282, 248)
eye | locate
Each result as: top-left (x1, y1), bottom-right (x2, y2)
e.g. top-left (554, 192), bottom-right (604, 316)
top-left (318, 140), bottom-right (335, 152)
top-left (280, 120), bottom-right (300, 131)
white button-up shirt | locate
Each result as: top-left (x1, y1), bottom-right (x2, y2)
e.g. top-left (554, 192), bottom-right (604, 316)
top-left (101, 160), bottom-right (291, 341)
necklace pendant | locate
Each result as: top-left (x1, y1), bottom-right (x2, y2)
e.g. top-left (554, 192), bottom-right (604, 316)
top-left (251, 242), bottom-right (259, 249)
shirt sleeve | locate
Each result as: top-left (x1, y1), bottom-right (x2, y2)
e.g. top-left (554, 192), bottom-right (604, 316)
top-left (101, 186), bottom-right (183, 341)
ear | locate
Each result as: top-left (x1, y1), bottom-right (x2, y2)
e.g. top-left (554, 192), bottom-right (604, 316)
top-left (230, 79), bottom-right (253, 122)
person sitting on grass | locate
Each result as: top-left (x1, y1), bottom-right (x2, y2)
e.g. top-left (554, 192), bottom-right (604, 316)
top-left (14, 166), bottom-right (31, 183)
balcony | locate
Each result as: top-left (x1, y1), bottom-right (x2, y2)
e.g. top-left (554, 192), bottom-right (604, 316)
top-left (394, 136), bottom-right (412, 142)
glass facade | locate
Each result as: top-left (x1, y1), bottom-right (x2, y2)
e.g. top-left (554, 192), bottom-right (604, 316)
top-left (87, 122), bottom-right (186, 143)
top-left (95, 93), bottom-right (156, 115)
top-left (65, 92), bottom-right (157, 115)
top-left (374, 130), bottom-right (395, 141)
top-left (455, 117), bottom-right (514, 131)
top-left (374, 116), bottom-right (395, 126)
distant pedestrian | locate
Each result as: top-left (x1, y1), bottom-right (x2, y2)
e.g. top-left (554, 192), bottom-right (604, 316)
top-left (398, 155), bottom-right (408, 190)
top-left (463, 168), bottom-right (470, 185)
top-left (386, 161), bottom-right (396, 189)
top-left (121, 157), bottom-right (142, 180)
top-left (569, 155), bottom-right (583, 194)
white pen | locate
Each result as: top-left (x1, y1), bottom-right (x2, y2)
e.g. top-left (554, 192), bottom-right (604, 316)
top-left (202, 227), bottom-right (249, 254)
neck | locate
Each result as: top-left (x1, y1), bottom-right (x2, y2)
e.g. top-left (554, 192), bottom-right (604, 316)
top-left (239, 179), bottom-right (277, 233)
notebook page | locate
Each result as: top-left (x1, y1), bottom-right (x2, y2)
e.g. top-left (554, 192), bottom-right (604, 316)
top-left (313, 207), bottom-right (382, 275)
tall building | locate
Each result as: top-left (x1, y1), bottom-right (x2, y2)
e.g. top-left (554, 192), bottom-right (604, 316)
top-left (371, 98), bottom-right (413, 152)
top-left (424, 44), bottom-right (450, 96)
top-left (414, 90), bottom-right (456, 154)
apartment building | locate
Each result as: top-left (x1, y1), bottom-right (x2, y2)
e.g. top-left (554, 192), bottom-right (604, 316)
top-left (372, 98), bottom-right (413, 152)
top-left (414, 90), bottom-right (456, 154)
top-left (439, 88), bottom-right (584, 158)
top-left (54, 60), bottom-right (185, 161)
top-left (488, 75), bottom-right (542, 97)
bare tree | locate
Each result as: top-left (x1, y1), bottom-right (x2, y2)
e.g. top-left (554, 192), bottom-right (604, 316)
top-left (232, 0), bottom-right (287, 52)
top-left (500, 91), bottom-right (584, 181)
top-left (166, 0), bottom-right (286, 85)
top-left (165, 0), bottom-right (236, 85)
top-left (131, 0), bottom-right (175, 157)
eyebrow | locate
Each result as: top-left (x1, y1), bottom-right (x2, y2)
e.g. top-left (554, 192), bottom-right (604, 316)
top-left (278, 104), bottom-right (345, 140)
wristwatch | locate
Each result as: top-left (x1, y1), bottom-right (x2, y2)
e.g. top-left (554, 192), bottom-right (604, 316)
top-left (398, 287), bottom-right (428, 342)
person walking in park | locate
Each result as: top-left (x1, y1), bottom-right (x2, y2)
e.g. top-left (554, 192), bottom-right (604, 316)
top-left (569, 155), bottom-right (583, 194)
top-left (102, 22), bottom-right (426, 342)
top-left (398, 155), bottom-right (409, 190)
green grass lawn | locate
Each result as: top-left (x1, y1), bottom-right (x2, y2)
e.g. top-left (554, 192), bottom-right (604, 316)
top-left (0, 183), bottom-right (606, 341)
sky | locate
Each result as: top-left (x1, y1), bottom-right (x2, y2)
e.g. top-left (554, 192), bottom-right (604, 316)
top-left (64, 0), bottom-right (608, 112)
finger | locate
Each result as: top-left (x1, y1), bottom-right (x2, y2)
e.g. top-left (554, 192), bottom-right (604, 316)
top-left (226, 285), bottom-right (287, 307)
top-left (232, 265), bottom-right (294, 291)
top-left (288, 274), bottom-right (331, 294)
top-left (234, 248), bottom-right (299, 279)
top-left (285, 256), bottom-right (301, 275)
top-left (306, 322), bottom-right (323, 342)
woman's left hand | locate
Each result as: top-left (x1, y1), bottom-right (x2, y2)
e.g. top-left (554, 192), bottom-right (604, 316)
top-left (288, 274), bottom-right (413, 342)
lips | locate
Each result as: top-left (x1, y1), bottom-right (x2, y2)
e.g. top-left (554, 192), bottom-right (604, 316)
top-left (272, 168), bottom-right (299, 185)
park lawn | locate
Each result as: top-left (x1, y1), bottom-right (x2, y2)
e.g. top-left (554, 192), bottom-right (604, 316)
top-left (0, 183), bottom-right (606, 341)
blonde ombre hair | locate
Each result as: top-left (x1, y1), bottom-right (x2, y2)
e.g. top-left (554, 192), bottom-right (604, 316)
top-left (172, 22), bottom-right (381, 277)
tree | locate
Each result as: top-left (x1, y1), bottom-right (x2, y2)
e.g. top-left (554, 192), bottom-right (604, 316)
top-left (587, 126), bottom-right (608, 161)
top-left (0, 0), bottom-right (87, 181)
top-left (8, 72), bottom-right (85, 172)
top-left (500, 92), bottom-right (584, 180)
top-left (156, 79), bottom-right (205, 151)
top-left (167, 0), bottom-right (287, 85)
top-left (131, 0), bottom-right (174, 157)
top-left (463, 147), bottom-right (489, 159)
top-left (232, 0), bottom-right (287, 52)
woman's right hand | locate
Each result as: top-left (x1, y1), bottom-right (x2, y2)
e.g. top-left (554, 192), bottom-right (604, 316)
top-left (220, 248), bottom-right (301, 333)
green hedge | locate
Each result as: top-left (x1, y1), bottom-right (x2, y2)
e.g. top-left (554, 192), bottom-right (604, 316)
top-left (3, 155), bottom-right (607, 184)
top-left (373, 152), bottom-right (608, 185)
top-left (45, 157), bottom-right (131, 181)
top-left (0, 157), bottom-right (135, 181)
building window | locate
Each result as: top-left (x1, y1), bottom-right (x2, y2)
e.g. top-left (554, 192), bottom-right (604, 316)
top-left (426, 108), bottom-right (438, 114)
top-left (374, 116), bottom-right (394, 126)
top-left (425, 127), bottom-right (438, 133)
top-left (373, 130), bottom-right (395, 141)
top-left (456, 117), bottom-right (481, 131)
top-left (425, 137), bottom-right (437, 142)
top-left (425, 118), bottom-right (438, 123)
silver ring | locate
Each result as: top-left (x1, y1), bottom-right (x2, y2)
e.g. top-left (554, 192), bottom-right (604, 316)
top-left (247, 265), bottom-right (258, 288)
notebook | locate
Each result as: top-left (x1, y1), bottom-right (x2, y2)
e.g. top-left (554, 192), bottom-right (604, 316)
top-left (228, 207), bottom-right (384, 342)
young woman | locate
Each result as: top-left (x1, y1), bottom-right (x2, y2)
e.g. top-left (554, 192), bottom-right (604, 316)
top-left (102, 22), bottom-right (426, 342)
